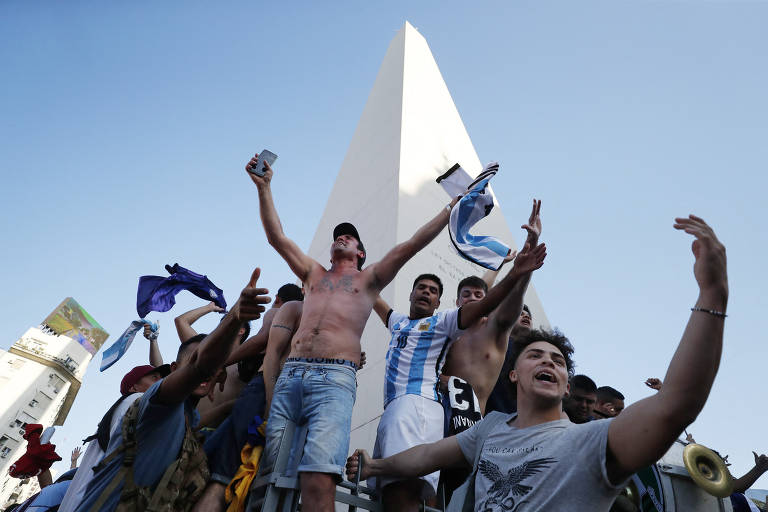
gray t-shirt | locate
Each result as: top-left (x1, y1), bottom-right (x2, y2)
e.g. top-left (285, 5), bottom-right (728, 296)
top-left (456, 412), bottom-right (627, 511)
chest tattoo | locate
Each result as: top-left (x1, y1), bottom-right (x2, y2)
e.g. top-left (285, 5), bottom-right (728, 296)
top-left (314, 275), bottom-right (358, 294)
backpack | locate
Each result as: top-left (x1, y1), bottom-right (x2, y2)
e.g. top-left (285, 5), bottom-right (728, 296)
top-left (89, 399), bottom-right (210, 512)
top-left (82, 393), bottom-right (137, 451)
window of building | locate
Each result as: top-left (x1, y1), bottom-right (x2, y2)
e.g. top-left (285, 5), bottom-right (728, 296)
top-left (47, 373), bottom-right (66, 393)
top-left (7, 358), bottom-right (25, 370)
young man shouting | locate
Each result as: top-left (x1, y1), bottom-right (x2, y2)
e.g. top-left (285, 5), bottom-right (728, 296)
top-left (348, 215), bottom-right (728, 512)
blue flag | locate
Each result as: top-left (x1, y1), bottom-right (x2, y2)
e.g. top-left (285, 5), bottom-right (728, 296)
top-left (445, 162), bottom-right (511, 271)
top-left (100, 319), bottom-right (158, 371)
top-left (136, 263), bottom-right (226, 318)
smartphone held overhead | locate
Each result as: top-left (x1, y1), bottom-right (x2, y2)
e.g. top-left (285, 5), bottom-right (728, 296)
top-left (249, 149), bottom-right (278, 176)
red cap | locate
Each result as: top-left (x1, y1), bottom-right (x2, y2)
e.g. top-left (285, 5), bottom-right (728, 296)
top-left (120, 364), bottom-right (171, 395)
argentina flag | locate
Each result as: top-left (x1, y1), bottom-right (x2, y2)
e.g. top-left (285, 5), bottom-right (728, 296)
top-left (440, 162), bottom-right (511, 271)
top-left (100, 319), bottom-right (158, 371)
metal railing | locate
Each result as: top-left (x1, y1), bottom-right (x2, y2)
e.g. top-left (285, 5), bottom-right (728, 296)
top-left (246, 420), bottom-right (444, 512)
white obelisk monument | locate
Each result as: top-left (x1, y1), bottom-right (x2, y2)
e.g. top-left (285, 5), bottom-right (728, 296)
top-left (306, 21), bottom-right (549, 454)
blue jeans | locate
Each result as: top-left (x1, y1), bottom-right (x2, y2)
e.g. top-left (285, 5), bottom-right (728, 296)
top-left (204, 373), bottom-right (266, 485)
top-left (261, 361), bottom-right (356, 481)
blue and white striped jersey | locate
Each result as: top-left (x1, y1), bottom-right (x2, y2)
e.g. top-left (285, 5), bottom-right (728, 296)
top-left (383, 308), bottom-right (464, 407)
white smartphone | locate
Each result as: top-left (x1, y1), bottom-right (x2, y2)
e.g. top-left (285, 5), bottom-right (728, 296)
top-left (249, 149), bottom-right (278, 176)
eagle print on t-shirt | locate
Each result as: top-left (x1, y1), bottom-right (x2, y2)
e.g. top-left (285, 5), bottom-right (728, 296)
top-left (478, 457), bottom-right (556, 511)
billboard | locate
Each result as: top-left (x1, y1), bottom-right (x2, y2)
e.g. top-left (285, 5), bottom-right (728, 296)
top-left (43, 297), bottom-right (109, 354)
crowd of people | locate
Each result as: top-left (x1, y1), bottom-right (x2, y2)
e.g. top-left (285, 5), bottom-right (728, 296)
top-left (5, 153), bottom-right (765, 512)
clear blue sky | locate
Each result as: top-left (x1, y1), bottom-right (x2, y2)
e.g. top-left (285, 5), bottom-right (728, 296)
top-left (2, 1), bottom-right (767, 490)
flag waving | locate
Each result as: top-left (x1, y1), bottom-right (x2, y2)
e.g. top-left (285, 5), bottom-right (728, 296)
top-left (439, 162), bottom-right (511, 271)
top-left (100, 319), bottom-right (158, 371)
top-left (136, 263), bottom-right (226, 318)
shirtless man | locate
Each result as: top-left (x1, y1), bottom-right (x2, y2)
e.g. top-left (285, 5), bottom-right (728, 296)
top-left (193, 284), bottom-right (304, 512)
top-left (227, 299), bottom-right (363, 413)
top-left (247, 154), bottom-right (460, 512)
top-left (442, 199), bottom-right (543, 415)
top-left (261, 300), bottom-right (303, 414)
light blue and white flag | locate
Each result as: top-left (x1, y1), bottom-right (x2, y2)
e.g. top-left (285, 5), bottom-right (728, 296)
top-left (100, 319), bottom-right (158, 371)
top-left (439, 162), bottom-right (511, 271)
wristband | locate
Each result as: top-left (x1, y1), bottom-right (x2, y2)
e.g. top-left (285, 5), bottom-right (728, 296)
top-left (691, 307), bottom-right (727, 318)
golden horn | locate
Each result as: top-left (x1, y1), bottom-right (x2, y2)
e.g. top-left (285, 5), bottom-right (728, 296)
top-left (682, 443), bottom-right (734, 498)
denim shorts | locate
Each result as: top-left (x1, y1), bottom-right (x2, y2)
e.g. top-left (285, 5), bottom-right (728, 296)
top-left (262, 360), bottom-right (357, 480)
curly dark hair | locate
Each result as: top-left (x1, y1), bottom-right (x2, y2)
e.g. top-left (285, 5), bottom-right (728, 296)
top-left (502, 328), bottom-right (575, 399)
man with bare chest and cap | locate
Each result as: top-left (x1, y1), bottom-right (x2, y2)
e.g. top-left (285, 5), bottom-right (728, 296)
top-left (246, 154), bottom-right (460, 512)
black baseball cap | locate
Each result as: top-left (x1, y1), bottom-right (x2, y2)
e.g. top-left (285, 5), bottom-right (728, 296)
top-left (333, 222), bottom-right (366, 269)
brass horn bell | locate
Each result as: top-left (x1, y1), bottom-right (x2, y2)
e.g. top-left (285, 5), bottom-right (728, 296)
top-left (682, 443), bottom-right (734, 498)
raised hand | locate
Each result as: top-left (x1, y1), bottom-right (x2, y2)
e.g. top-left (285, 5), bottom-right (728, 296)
top-left (230, 268), bottom-right (271, 323)
top-left (345, 449), bottom-right (372, 481)
top-left (497, 249), bottom-right (518, 269)
top-left (208, 301), bottom-right (226, 314)
top-left (143, 324), bottom-right (153, 341)
top-left (245, 153), bottom-right (274, 188)
top-left (70, 446), bottom-right (82, 469)
top-left (673, 215), bottom-right (728, 299)
top-left (645, 378), bottom-right (662, 391)
top-left (521, 199), bottom-right (542, 246)
top-left (753, 451), bottom-right (768, 472)
top-left (511, 242), bottom-right (547, 275)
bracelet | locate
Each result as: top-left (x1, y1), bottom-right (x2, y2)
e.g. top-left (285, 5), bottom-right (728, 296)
top-left (691, 307), bottom-right (727, 318)
top-left (445, 204), bottom-right (452, 213)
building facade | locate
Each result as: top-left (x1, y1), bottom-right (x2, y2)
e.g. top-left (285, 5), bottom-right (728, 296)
top-left (0, 298), bottom-right (107, 508)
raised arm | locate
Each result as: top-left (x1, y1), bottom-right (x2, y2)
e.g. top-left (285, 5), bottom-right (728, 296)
top-left (143, 324), bottom-right (164, 366)
top-left (224, 307), bottom-right (278, 366)
top-left (460, 243), bottom-right (546, 329)
top-left (263, 301), bottom-right (302, 414)
top-left (371, 196), bottom-right (460, 290)
top-left (489, 267), bottom-right (532, 336)
top-left (345, 437), bottom-right (467, 482)
top-left (733, 452), bottom-right (768, 494)
top-left (174, 301), bottom-right (224, 343)
top-left (247, 155), bottom-right (320, 282)
top-left (606, 215), bottom-right (728, 483)
top-left (70, 446), bottom-right (82, 470)
top-left (155, 269), bottom-right (271, 406)
top-left (373, 296), bottom-right (391, 326)
top-left (488, 201), bottom-right (543, 333)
